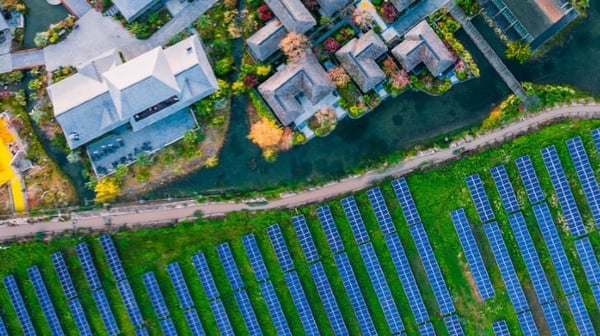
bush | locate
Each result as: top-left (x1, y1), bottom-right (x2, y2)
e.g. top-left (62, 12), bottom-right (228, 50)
top-left (323, 37), bottom-right (341, 53)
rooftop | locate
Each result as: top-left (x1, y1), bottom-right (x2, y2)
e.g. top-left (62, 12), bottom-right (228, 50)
top-left (336, 30), bottom-right (388, 92)
top-left (264, 0), bottom-right (316, 33)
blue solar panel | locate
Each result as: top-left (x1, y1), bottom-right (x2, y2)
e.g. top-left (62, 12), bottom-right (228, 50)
top-left (191, 252), bottom-right (220, 301)
top-left (592, 128), bottom-right (600, 154)
top-left (0, 315), bottom-right (7, 336)
top-left (593, 285), bottom-right (600, 310)
top-left (341, 196), bottom-right (371, 245)
top-left (75, 243), bottom-right (102, 291)
top-left (574, 237), bottom-right (600, 286)
top-left (444, 315), bottom-right (464, 336)
top-left (159, 318), bottom-right (178, 336)
top-left (242, 233), bottom-right (270, 282)
top-left (260, 281), bottom-right (291, 335)
top-left (234, 290), bottom-right (262, 335)
top-left (3, 275), bottom-right (35, 336)
top-left (116, 280), bottom-right (144, 328)
top-left (50, 252), bottom-right (77, 300)
top-left (567, 136), bottom-right (600, 228)
top-left (209, 299), bottom-right (235, 336)
top-left (291, 215), bottom-right (320, 263)
top-left (67, 298), bottom-right (93, 336)
top-left (483, 222), bottom-right (530, 313)
top-left (100, 234), bottom-right (127, 282)
top-left (334, 252), bottom-right (377, 335)
top-left (450, 208), bottom-right (495, 300)
top-left (532, 203), bottom-right (579, 295)
top-left (142, 272), bottom-right (170, 319)
top-left (566, 292), bottom-right (594, 335)
top-left (135, 327), bottom-right (149, 336)
top-left (491, 320), bottom-right (510, 336)
top-left (283, 271), bottom-right (319, 336)
top-left (308, 262), bottom-right (347, 335)
top-left (367, 187), bottom-right (397, 235)
top-left (183, 308), bottom-right (205, 336)
top-left (508, 212), bottom-right (555, 305)
top-left (515, 155), bottom-right (546, 205)
top-left (217, 242), bottom-right (245, 291)
top-left (267, 224), bottom-right (295, 273)
top-left (358, 242), bottom-right (404, 334)
top-left (391, 177), bottom-right (422, 226)
top-left (167, 262), bottom-right (195, 310)
top-left (384, 233), bottom-right (430, 324)
top-left (465, 174), bottom-right (495, 223)
top-left (409, 223), bottom-right (455, 315)
top-left (418, 322), bottom-right (436, 336)
top-left (28, 266), bottom-right (64, 336)
top-left (541, 145), bottom-right (587, 236)
top-left (92, 289), bottom-right (120, 336)
top-left (540, 301), bottom-right (567, 335)
top-left (491, 164), bottom-right (520, 213)
top-left (316, 205), bottom-right (345, 254)
top-left (516, 311), bottom-right (539, 336)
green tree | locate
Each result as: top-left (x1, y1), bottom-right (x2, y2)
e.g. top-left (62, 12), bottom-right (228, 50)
top-left (183, 129), bottom-right (199, 146)
top-left (114, 164), bottom-right (128, 182)
top-left (506, 41), bottom-right (532, 64)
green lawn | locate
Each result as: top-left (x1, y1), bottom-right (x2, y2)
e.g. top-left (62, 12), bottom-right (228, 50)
top-left (0, 119), bottom-right (600, 335)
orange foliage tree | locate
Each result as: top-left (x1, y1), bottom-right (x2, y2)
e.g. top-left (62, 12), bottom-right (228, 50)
top-left (248, 118), bottom-right (283, 149)
top-left (280, 32), bottom-right (310, 63)
top-left (0, 118), bottom-right (15, 144)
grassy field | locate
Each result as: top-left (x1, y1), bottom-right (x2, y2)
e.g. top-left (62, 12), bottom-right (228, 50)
top-left (1, 118), bottom-right (600, 335)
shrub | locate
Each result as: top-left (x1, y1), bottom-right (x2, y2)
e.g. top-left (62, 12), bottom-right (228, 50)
top-left (380, 2), bottom-right (399, 23)
top-left (257, 4), bottom-right (273, 21)
top-left (323, 37), bottom-right (341, 53)
top-left (243, 73), bottom-right (259, 88)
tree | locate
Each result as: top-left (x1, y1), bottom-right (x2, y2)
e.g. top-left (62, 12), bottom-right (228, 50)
top-left (506, 41), bottom-right (532, 64)
top-left (215, 57), bottom-right (234, 76)
top-left (248, 118), bottom-right (283, 149)
top-left (327, 66), bottom-right (351, 88)
top-left (256, 64), bottom-right (272, 77)
top-left (380, 2), bottom-right (398, 23)
top-left (351, 8), bottom-right (374, 31)
top-left (323, 37), bottom-right (341, 53)
top-left (301, 0), bottom-right (319, 10)
top-left (280, 32), bottom-right (310, 63)
top-left (183, 129), bottom-right (199, 146)
top-left (94, 177), bottom-right (120, 204)
top-left (114, 164), bottom-right (128, 181)
top-left (257, 4), bottom-right (273, 21)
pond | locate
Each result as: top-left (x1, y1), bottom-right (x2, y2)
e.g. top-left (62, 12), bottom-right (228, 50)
top-left (22, 0), bottom-right (69, 49)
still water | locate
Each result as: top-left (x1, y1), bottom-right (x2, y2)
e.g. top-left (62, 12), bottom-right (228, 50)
top-left (22, 0), bottom-right (68, 49)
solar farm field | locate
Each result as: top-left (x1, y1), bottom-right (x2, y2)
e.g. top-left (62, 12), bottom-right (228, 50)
top-left (0, 119), bottom-right (600, 335)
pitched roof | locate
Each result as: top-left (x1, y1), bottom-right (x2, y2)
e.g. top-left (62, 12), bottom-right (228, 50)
top-left (390, 0), bottom-right (417, 12)
top-left (317, 0), bottom-right (351, 16)
top-left (391, 21), bottom-right (455, 77)
top-left (258, 52), bottom-right (335, 126)
top-left (112, 0), bottom-right (160, 22)
top-left (247, 19), bottom-right (288, 61)
top-left (264, 0), bottom-right (316, 33)
top-left (336, 30), bottom-right (388, 92)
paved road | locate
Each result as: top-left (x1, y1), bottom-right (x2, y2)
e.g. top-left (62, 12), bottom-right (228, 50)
top-left (1, 103), bottom-right (599, 241)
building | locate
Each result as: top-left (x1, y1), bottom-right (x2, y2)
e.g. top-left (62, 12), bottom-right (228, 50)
top-left (391, 21), bottom-right (455, 77)
top-left (317, 0), bottom-right (351, 17)
top-left (246, 19), bottom-right (288, 62)
top-left (258, 52), bottom-right (336, 127)
top-left (336, 30), bottom-right (388, 93)
top-left (112, 0), bottom-right (161, 22)
top-left (0, 13), bottom-right (10, 55)
top-left (390, 0), bottom-right (417, 13)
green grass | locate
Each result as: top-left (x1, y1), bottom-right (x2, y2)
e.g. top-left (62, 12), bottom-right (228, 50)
top-left (0, 119), bottom-right (600, 335)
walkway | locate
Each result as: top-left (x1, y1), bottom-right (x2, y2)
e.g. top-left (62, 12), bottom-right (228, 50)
top-left (392, 0), bottom-right (450, 36)
top-left (11, 50), bottom-right (44, 70)
top-left (1, 102), bottom-right (600, 240)
top-left (60, 0), bottom-right (92, 18)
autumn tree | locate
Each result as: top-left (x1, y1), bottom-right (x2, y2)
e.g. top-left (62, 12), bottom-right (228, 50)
top-left (248, 118), bottom-right (283, 149)
top-left (280, 32), bottom-right (310, 63)
top-left (351, 8), bottom-right (374, 31)
top-left (94, 177), bottom-right (120, 204)
top-left (327, 66), bottom-right (351, 88)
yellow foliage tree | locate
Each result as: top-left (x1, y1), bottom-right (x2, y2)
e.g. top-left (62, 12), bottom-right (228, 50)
top-left (0, 118), bottom-right (15, 144)
top-left (248, 118), bottom-right (283, 149)
top-left (94, 177), bottom-right (120, 204)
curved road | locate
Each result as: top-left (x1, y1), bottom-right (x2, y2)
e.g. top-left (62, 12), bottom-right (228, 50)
top-left (1, 102), bottom-right (599, 241)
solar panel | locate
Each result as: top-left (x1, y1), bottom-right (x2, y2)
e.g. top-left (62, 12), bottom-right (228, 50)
top-left (291, 215), bottom-right (320, 263)
top-left (491, 165), bottom-right (520, 213)
top-left (565, 292), bottom-right (594, 335)
top-left (308, 262), bottom-right (347, 335)
top-left (465, 174), bottom-right (495, 223)
top-left (209, 299), bottom-right (235, 336)
top-left (92, 289), bottom-right (120, 336)
top-left (117, 280), bottom-right (144, 328)
top-left (541, 145), bottom-right (587, 236)
top-left (191, 252), bottom-right (220, 301)
top-left (184, 308), bottom-right (206, 336)
top-left (167, 262), bottom-right (195, 310)
top-left (450, 208), bottom-right (495, 300)
top-left (216, 242), bottom-right (245, 291)
top-left (0, 315), bottom-right (7, 336)
top-left (515, 155), bottom-right (545, 205)
top-left (418, 322), bottom-right (436, 336)
top-left (334, 252), bottom-right (377, 335)
top-left (341, 196), bottom-right (371, 245)
top-left (99, 234), bottom-right (127, 282)
top-left (483, 222), bottom-right (530, 313)
top-left (532, 203), bottom-right (579, 295)
top-left (444, 315), bottom-right (464, 336)
top-left (159, 318), bottom-right (178, 336)
top-left (384, 233), bottom-right (430, 324)
top-left (260, 281), bottom-right (291, 335)
top-left (593, 285), bottom-right (600, 310)
top-left (67, 298), bottom-right (93, 336)
top-left (367, 187), bottom-right (397, 235)
top-left (142, 272), bottom-right (170, 319)
top-left (409, 223), bottom-right (455, 315)
top-left (267, 224), bottom-right (295, 272)
top-left (27, 266), bottom-right (64, 336)
top-left (75, 243), bottom-right (102, 291)
top-left (233, 290), bottom-right (262, 335)
top-left (592, 128), bottom-right (600, 154)
top-left (491, 320), bottom-right (510, 336)
top-left (516, 311), bottom-right (539, 336)
top-left (3, 275), bottom-right (36, 336)
top-left (50, 252), bottom-right (77, 300)
top-left (540, 301), bottom-right (567, 335)
top-left (316, 205), bottom-right (345, 254)
top-left (135, 327), bottom-right (149, 336)
top-left (566, 136), bottom-right (600, 228)
top-left (242, 233), bottom-right (270, 282)
top-left (283, 271), bottom-right (319, 336)
top-left (391, 177), bottom-right (422, 226)
top-left (574, 237), bottom-right (600, 286)
top-left (358, 242), bottom-right (404, 334)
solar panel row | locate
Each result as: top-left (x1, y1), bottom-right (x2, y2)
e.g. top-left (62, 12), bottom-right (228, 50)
top-left (573, 237), bottom-right (600, 286)
top-left (209, 299), bottom-right (235, 336)
top-left (183, 308), bottom-right (206, 336)
top-left (490, 164), bottom-right (520, 213)
top-left (341, 196), bottom-right (371, 245)
top-left (233, 290), bottom-right (262, 335)
top-left (450, 208), bottom-right (495, 300)
top-left (191, 252), bottom-right (221, 301)
top-left (566, 136), bottom-right (600, 228)
top-left (159, 318), bottom-right (178, 336)
top-left (491, 320), bottom-right (510, 336)
top-left (92, 289), bottom-right (119, 336)
top-left (217, 243), bottom-right (245, 291)
top-left (283, 271), bottom-right (320, 336)
top-left (316, 205), bottom-right (345, 254)
top-left (67, 298), bottom-right (92, 336)
top-left (242, 233), bottom-right (270, 282)
top-left (366, 187), bottom-right (396, 235)
top-left (465, 174), bottom-right (495, 223)
top-left (259, 281), bottom-right (291, 336)
top-left (0, 315), bottom-right (7, 336)
top-left (3, 275), bottom-right (36, 336)
top-left (99, 234), bottom-right (127, 282)
top-left (116, 280), bottom-right (144, 328)
top-left (135, 327), bottom-right (149, 336)
top-left (75, 243), bottom-right (102, 291)
top-left (418, 322), bottom-right (436, 336)
top-left (540, 301), bottom-right (567, 335)
top-left (291, 215), bottom-right (320, 263)
top-left (50, 252), bottom-right (77, 300)
top-left (565, 292), bottom-right (595, 335)
top-left (515, 155), bottom-right (545, 205)
top-left (591, 128), bottom-right (600, 154)
top-left (267, 224), bottom-right (295, 273)
top-left (167, 262), bottom-right (195, 310)
top-left (444, 314), bottom-right (465, 336)
top-left (391, 177), bottom-right (422, 226)
top-left (516, 311), bottom-right (539, 336)
top-left (142, 272), bottom-right (170, 319)
top-left (28, 266), bottom-right (64, 336)
top-left (309, 262), bottom-right (348, 335)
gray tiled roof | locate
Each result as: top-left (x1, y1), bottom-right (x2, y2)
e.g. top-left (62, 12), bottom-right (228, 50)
top-left (265, 0), bottom-right (316, 33)
top-left (258, 52), bottom-right (335, 126)
top-left (317, 0), bottom-right (351, 16)
top-left (112, 0), bottom-right (160, 22)
top-left (391, 21), bottom-right (455, 77)
top-left (390, 0), bottom-right (417, 12)
top-left (336, 30), bottom-right (388, 92)
top-left (247, 19), bottom-right (288, 61)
